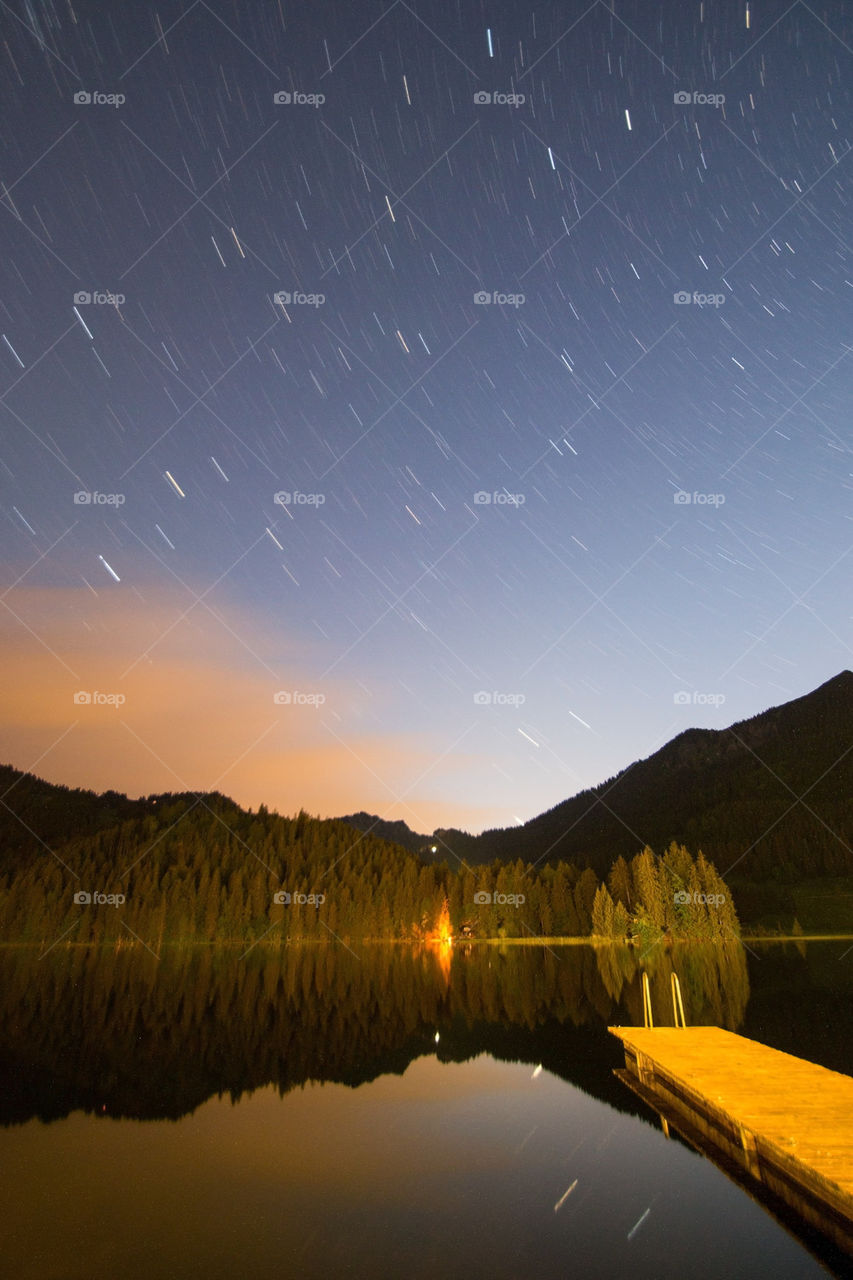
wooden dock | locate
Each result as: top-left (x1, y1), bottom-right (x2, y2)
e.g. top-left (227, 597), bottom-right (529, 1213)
top-left (609, 1026), bottom-right (853, 1257)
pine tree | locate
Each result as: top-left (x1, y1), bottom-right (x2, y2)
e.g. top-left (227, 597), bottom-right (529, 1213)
top-left (608, 855), bottom-right (632, 910)
top-left (573, 868), bottom-right (598, 934)
top-left (591, 883), bottom-right (615, 937)
top-left (612, 899), bottom-right (630, 939)
top-left (631, 847), bottom-right (666, 931)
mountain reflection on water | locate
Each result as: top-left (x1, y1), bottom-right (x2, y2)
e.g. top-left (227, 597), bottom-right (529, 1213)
top-left (0, 940), bottom-right (753, 1126)
top-left (3, 938), bottom-right (852, 1280)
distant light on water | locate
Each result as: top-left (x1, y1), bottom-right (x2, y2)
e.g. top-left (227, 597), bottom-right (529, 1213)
top-left (627, 1207), bottom-right (651, 1240)
top-left (554, 1180), bottom-right (577, 1212)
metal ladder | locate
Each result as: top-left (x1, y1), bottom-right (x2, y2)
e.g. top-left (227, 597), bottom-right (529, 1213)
top-left (641, 971), bottom-right (687, 1027)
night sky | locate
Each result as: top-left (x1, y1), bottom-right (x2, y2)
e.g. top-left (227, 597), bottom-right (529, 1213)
top-left (2, 0), bottom-right (852, 833)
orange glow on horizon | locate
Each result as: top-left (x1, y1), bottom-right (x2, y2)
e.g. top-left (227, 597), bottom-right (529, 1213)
top-left (0, 584), bottom-right (508, 834)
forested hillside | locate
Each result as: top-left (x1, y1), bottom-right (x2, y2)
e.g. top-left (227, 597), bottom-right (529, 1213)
top-left (430, 671), bottom-right (853, 884)
top-left (0, 771), bottom-right (736, 944)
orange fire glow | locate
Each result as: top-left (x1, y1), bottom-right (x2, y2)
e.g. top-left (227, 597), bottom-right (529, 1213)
top-left (425, 900), bottom-right (453, 981)
top-left (426, 899), bottom-right (453, 947)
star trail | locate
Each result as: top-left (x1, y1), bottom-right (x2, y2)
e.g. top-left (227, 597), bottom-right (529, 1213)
top-left (1, 0), bottom-right (852, 830)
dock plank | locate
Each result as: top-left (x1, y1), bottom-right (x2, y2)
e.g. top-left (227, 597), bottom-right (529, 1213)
top-left (609, 1026), bottom-right (853, 1250)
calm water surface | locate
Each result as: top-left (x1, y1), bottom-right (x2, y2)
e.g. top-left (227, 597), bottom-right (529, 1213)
top-left (1, 940), bottom-right (850, 1279)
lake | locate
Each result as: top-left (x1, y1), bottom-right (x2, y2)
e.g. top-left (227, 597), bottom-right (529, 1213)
top-left (1, 939), bottom-right (850, 1278)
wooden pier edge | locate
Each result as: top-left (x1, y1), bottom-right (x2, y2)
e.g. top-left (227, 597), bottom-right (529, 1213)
top-left (609, 1025), bottom-right (853, 1257)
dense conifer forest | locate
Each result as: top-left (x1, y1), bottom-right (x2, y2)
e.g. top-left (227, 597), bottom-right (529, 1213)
top-left (0, 766), bottom-right (738, 944)
top-left (9, 671), bottom-right (850, 943)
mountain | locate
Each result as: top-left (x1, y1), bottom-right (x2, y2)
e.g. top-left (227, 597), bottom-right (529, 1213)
top-left (433, 672), bottom-right (853, 886)
top-left (0, 673), bottom-right (849, 939)
top-left (0, 769), bottom-right (736, 943)
top-left (0, 765), bottom-right (240, 872)
top-left (0, 764), bottom-right (153, 860)
top-left (337, 811), bottom-right (435, 856)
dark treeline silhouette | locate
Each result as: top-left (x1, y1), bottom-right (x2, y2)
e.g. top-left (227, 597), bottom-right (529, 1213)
top-left (338, 810), bottom-right (434, 856)
top-left (0, 766), bottom-right (737, 944)
top-left (0, 763), bottom-right (156, 855)
top-left (4, 673), bottom-right (846, 941)
top-left (0, 941), bottom-right (749, 1127)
